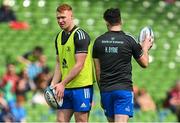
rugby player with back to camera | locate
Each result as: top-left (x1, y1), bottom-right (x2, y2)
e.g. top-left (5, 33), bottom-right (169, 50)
top-left (92, 8), bottom-right (153, 122)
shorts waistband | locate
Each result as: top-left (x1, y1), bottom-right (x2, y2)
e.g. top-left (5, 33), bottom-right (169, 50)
top-left (65, 85), bottom-right (93, 90)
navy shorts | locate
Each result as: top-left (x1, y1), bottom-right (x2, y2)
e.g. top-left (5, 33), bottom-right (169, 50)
top-left (59, 86), bottom-right (93, 112)
top-left (101, 90), bottom-right (134, 118)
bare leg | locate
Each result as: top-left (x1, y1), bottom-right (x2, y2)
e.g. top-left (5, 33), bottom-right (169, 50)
top-left (57, 109), bottom-right (73, 122)
top-left (115, 114), bottom-right (129, 123)
top-left (74, 111), bottom-right (89, 122)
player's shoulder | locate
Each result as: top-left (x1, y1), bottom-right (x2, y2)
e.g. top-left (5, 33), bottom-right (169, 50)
top-left (125, 32), bottom-right (136, 40)
top-left (76, 27), bottom-right (89, 35)
top-left (76, 27), bottom-right (86, 32)
top-left (124, 32), bottom-right (138, 43)
top-left (95, 32), bottom-right (108, 41)
top-left (75, 27), bottom-right (90, 39)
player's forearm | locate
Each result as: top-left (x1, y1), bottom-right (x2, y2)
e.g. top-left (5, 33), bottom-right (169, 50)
top-left (142, 49), bottom-right (149, 66)
top-left (51, 64), bottom-right (61, 86)
top-left (51, 57), bottom-right (62, 86)
top-left (96, 69), bottom-right (100, 82)
top-left (51, 65), bottom-right (61, 86)
top-left (137, 50), bottom-right (149, 68)
top-left (93, 59), bottom-right (100, 82)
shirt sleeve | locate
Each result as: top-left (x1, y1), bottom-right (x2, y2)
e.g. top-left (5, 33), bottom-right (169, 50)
top-left (131, 38), bottom-right (143, 59)
top-left (74, 29), bottom-right (90, 54)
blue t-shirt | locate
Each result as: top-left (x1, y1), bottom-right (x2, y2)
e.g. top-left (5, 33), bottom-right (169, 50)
top-left (11, 106), bottom-right (26, 122)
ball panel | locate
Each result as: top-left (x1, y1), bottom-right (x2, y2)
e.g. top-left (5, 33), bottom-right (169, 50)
top-left (138, 26), bottom-right (154, 43)
top-left (44, 86), bottom-right (60, 109)
top-left (49, 87), bottom-right (63, 107)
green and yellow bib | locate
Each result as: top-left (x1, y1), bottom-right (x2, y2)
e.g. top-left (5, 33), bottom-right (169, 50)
top-left (57, 28), bottom-right (95, 88)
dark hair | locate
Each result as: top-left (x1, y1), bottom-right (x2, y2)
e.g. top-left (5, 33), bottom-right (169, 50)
top-left (34, 46), bottom-right (43, 53)
top-left (103, 8), bottom-right (121, 25)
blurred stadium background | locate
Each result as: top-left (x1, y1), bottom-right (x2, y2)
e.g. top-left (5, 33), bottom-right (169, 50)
top-left (0, 0), bottom-right (180, 122)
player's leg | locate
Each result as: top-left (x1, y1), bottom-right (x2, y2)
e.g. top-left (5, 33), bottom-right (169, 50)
top-left (74, 111), bottom-right (89, 122)
top-left (73, 86), bottom-right (93, 122)
top-left (57, 109), bottom-right (73, 122)
top-left (115, 114), bottom-right (129, 122)
top-left (57, 89), bottom-right (73, 122)
top-left (114, 90), bottom-right (134, 123)
top-left (100, 91), bottom-right (114, 122)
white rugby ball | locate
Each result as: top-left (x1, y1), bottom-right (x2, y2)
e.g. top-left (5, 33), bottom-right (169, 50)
top-left (138, 26), bottom-right (154, 43)
top-left (44, 86), bottom-right (63, 109)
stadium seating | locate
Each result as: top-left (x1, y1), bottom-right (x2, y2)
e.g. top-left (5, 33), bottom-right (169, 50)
top-left (0, 0), bottom-right (179, 122)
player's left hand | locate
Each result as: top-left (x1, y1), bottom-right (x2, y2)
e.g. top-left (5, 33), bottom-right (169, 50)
top-left (53, 82), bottom-right (65, 101)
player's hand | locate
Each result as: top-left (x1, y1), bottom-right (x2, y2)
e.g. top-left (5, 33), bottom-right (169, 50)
top-left (141, 36), bottom-right (153, 51)
top-left (50, 82), bottom-right (55, 87)
top-left (53, 82), bottom-right (65, 101)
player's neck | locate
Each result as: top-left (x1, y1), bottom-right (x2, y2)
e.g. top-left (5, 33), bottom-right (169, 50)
top-left (109, 25), bottom-right (121, 32)
top-left (64, 23), bottom-right (75, 32)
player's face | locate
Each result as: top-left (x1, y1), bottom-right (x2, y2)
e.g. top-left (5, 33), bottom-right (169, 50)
top-left (56, 10), bottom-right (73, 30)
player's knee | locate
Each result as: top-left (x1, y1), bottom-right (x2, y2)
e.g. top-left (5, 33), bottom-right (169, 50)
top-left (74, 112), bottom-right (89, 122)
top-left (57, 117), bottom-right (64, 122)
top-left (76, 116), bottom-right (88, 122)
top-left (115, 114), bottom-right (129, 123)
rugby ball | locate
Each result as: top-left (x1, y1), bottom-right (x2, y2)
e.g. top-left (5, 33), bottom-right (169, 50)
top-left (44, 86), bottom-right (63, 109)
top-left (138, 26), bottom-right (154, 43)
